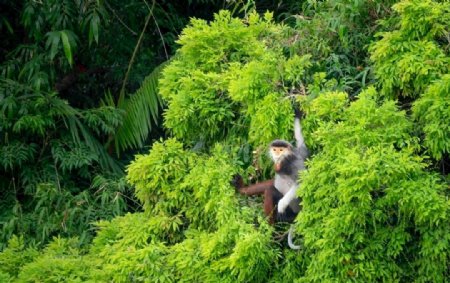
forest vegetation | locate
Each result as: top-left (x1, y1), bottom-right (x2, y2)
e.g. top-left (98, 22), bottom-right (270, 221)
top-left (0, 0), bottom-right (449, 282)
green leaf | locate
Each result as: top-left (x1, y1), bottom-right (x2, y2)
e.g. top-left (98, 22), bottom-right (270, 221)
top-left (89, 13), bottom-right (100, 45)
top-left (111, 62), bottom-right (165, 154)
top-left (45, 31), bottom-right (61, 60)
top-left (60, 30), bottom-right (73, 66)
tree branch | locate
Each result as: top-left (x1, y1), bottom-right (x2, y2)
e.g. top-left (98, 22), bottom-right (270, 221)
top-left (119, 0), bottom-right (155, 104)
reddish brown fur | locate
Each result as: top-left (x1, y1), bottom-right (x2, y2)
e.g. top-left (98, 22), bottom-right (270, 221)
top-left (233, 177), bottom-right (279, 224)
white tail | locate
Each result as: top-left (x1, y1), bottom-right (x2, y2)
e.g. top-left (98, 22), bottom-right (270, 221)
top-left (288, 226), bottom-right (301, 250)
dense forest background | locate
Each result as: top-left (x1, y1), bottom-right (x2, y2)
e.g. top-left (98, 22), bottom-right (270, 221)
top-left (0, 0), bottom-right (449, 282)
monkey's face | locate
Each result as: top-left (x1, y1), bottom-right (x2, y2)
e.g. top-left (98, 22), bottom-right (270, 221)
top-left (270, 146), bottom-right (290, 163)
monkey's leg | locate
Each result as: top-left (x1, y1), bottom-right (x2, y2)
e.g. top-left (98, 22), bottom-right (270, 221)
top-left (233, 177), bottom-right (279, 223)
top-left (238, 179), bottom-right (275, 196)
top-left (265, 186), bottom-right (283, 224)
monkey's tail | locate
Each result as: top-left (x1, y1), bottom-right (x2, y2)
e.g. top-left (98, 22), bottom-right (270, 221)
top-left (287, 226), bottom-right (301, 250)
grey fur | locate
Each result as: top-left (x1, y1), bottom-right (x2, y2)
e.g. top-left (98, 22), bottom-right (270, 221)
top-left (270, 115), bottom-right (309, 250)
top-left (272, 117), bottom-right (309, 215)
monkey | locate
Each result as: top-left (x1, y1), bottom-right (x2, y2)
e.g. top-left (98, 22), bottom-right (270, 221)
top-left (234, 108), bottom-right (309, 249)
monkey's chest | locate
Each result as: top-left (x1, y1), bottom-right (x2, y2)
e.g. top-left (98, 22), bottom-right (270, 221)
top-left (274, 175), bottom-right (296, 195)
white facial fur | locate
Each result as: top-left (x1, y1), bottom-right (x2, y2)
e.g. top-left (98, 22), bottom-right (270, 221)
top-left (269, 146), bottom-right (289, 163)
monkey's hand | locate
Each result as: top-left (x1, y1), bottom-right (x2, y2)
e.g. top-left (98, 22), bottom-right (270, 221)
top-left (277, 197), bottom-right (289, 214)
top-left (231, 174), bottom-right (244, 191)
top-left (278, 186), bottom-right (297, 214)
top-left (294, 105), bottom-right (305, 118)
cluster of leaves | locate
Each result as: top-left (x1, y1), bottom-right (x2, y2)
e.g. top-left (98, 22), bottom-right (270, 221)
top-left (0, 80), bottom-right (133, 246)
top-left (159, 10), bottom-right (313, 149)
top-left (0, 140), bottom-right (281, 282)
top-left (370, 0), bottom-right (450, 165)
top-left (0, 0), bottom-right (237, 249)
top-left (0, 10), bottom-right (308, 282)
top-left (296, 89), bottom-right (449, 282)
top-left (282, 0), bottom-right (398, 94)
top-left (413, 75), bottom-right (450, 160)
top-left (0, 236), bottom-right (91, 283)
top-left (370, 0), bottom-right (450, 98)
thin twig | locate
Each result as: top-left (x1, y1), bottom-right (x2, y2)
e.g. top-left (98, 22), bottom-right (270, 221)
top-left (105, 2), bottom-right (138, 36)
top-left (152, 12), bottom-right (169, 60)
top-left (119, 0), bottom-right (155, 103)
top-left (143, 0), bottom-right (168, 59)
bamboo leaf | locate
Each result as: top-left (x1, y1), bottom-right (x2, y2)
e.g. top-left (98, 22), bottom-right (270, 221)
top-left (89, 13), bottom-right (100, 45)
top-left (60, 30), bottom-right (73, 66)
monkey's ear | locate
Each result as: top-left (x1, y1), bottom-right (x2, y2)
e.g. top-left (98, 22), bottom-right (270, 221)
top-left (231, 174), bottom-right (244, 190)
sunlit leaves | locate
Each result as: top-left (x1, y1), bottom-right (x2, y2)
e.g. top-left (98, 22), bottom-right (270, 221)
top-left (15, 237), bottom-right (91, 282)
top-left (370, 34), bottom-right (448, 97)
top-left (370, 0), bottom-right (450, 98)
top-left (248, 93), bottom-right (292, 145)
top-left (82, 138), bottom-right (278, 282)
top-left (127, 139), bottom-right (195, 214)
top-left (413, 74), bottom-right (450, 160)
top-left (393, 0), bottom-right (450, 39)
top-left (0, 236), bottom-right (38, 278)
top-left (160, 10), bottom-right (312, 147)
top-left (283, 54), bottom-right (312, 87)
top-left (296, 89), bottom-right (449, 282)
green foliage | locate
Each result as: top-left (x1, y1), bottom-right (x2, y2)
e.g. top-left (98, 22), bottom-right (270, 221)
top-left (0, 81), bottom-right (133, 247)
top-left (1, 0), bottom-right (212, 248)
top-left (0, 236), bottom-right (38, 279)
top-left (3, 2), bottom-right (450, 282)
top-left (15, 237), bottom-right (90, 283)
top-left (1, 173), bottom-right (132, 248)
top-left (84, 141), bottom-right (279, 282)
top-left (160, 11), bottom-right (313, 147)
top-left (413, 74), bottom-right (450, 160)
top-left (285, 0), bottom-right (398, 94)
top-left (370, 0), bottom-right (450, 98)
top-left (127, 139), bottom-right (196, 215)
top-left (296, 89), bottom-right (449, 282)
top-left (298, 90), bottom-right (349, 149)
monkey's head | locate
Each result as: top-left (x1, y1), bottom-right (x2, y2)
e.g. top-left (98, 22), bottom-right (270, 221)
top-left (269, 140), bottom-right (294, 169)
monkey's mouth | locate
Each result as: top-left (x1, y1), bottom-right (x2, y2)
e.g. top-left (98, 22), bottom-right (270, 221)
top-left (274, 162), bottom-right (281, 171)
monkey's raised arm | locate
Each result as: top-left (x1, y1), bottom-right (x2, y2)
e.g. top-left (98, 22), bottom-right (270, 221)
top-left (294, 109), bottom-right (309, 160)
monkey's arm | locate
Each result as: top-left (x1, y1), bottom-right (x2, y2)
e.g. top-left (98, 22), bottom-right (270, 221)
top-left (277, 185), bottom-right (298, 213)
top-left (294, 109), bottom-right (310, 160)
